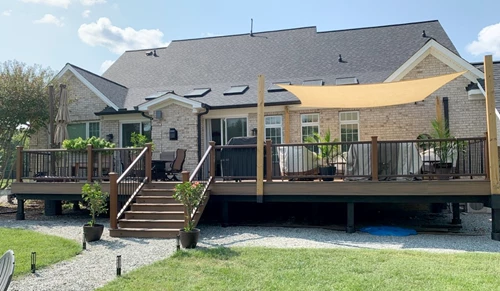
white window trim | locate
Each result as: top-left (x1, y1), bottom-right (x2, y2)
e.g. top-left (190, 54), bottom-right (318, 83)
top-left (300, 113), bottom-right (320, 142)
top-left (339, 111), bottom-right (360, 142)
top-left (265, 115), bottom-right (283, 144)
top-left (68, 121), bottom-right (100, 139)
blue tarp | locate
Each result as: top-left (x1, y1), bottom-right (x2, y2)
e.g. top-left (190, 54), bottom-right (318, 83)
top-left (360, 226), bottom-right (417, 236)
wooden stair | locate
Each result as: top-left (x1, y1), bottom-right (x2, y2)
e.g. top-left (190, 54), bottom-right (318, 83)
top-left (110, 183), bottom-right (185, 238)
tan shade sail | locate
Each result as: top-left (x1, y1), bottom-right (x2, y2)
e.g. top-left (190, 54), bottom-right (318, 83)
top-left (278, 71), bottom-right (465, 108)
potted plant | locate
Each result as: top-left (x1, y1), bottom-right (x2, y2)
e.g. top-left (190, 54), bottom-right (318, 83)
top-left (425, 119), bottom-right (463, 179)
top-left (305, 128), bottom-right (340, 181)
top-left (173, 181), bottom-right (204, 248)
top-left (81, 182), bottom-right (109, 242)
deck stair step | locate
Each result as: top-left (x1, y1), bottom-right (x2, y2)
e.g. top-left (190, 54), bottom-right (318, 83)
top-left (130, 203), bottom-right (184, 211)
top-left (109, 228), bottom-right (180, 238)
top-left (135, 196), bottom-right (177, 203)
top-left (124, 211), bottom-right (185, 220)
top-left (141, 188), bottom-right (176, 195)
top-left (118, 219), bottom-right (184, 229)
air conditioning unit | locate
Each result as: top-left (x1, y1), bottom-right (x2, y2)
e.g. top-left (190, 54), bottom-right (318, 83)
top-left (467, 203), bottom-right (491, 213)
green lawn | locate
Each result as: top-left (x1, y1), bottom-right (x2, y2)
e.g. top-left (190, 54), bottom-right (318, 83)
top-left (0, 228), bottom-right (81, 276)
top-left (99, 247), bottom-right (500, 291)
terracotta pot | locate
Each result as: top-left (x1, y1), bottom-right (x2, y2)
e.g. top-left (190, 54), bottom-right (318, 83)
top-left (83, 224), bottom-right (104, 242)
top-left (179, 228), bottom-right (200, 249)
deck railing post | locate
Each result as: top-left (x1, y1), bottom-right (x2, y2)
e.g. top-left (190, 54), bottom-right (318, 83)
top-left (371, 136), bottom-right (379, 181)
top-left (182, 171), bottom-right (190, 228)
top-left (209, 141), bottom-right (216, 178)
top-left (16, 146), bottom-right (23, 182)
top-left (145, 143), bottom-right (152, 183)
top-left (266, 139), bottom-right (272, 182)
top-left (87, 144), bottom-right (93, 182)
top-left (109, 172), bottom-right (118, 229)
top-left (485, 132), bottom-right (490, 180)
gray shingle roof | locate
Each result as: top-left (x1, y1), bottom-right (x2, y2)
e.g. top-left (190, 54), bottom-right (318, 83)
top-left (69, 64), bottom-right (128, 109)
top-left (472, 61), bottom-right (500, 110)
top-left (101, 20), bottom-right (457, 109)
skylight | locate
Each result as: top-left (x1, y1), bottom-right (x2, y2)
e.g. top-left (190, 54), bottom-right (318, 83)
top-left (267, 82), bottom-right (291, 92)
top-left (223, 85), bottom-right (249, 95)
top-left (185, 88), bottom-right (211, 98)
top-left (335, 77), bottom-right (359, 85)
top-left (302, 79), bottom-right (323, 86)
top-left (145, 90), bottom-right (172, 100)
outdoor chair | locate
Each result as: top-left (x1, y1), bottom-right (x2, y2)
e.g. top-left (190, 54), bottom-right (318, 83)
top-left (165, 149), bottom-right (187, 181)
top-left (0, 250), bottom-right (15, 291)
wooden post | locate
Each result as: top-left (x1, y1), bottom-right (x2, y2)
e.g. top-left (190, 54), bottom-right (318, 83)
top-left (16, 146), bottom-right (23, 182)
top-left (485, 132), bottom-right (490, 181)
top-left (182, 171), bottom-right (190, 228)
top-left (284, 105), bottom-right (290, 143)
top-left (435, 96), bottom-right (442, 123)
top-left (209, 141), bottom-right (216, 178)
top-left (87, 144), bottom-right (93, 182)
top-left (265, 139), bottom-right (272, 182)
top-left (145, 143), bottom-right (152, 183)
top-left (484, 55), bottom-right (500, 194)
top-left (109, 172), bottom-right (118, 229)
top-left (256, 75), bottom-right (265, 203)
top-left (371, 136), bottom-right (379, 181)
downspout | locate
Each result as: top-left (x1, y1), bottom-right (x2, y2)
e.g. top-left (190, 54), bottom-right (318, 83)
top-left (197, 104), bottom-right (210, 163)
top-left (443, 97), bottom-right (449, 131)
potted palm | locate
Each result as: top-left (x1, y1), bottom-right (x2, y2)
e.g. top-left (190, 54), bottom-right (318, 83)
top-left (173, 181), bottom-right (204, 248)
top-left (305, 128), bottom-right (340, 181)
top-left (81, 182), bottom-right (109, 242)
top-left (426, 119), bottom-right (462, 179)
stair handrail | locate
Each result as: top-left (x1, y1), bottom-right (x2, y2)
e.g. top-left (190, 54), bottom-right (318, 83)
top-left (185, 141), bottom-right (215, 229)
top-left (110, 143), bottom-right (152, 229)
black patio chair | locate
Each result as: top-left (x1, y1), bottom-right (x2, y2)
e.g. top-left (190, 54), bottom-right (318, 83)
top-left (165, 149), bottom-right (187, 181)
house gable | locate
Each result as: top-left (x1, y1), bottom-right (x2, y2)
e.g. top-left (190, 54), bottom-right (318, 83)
top-left (55, 64), bottom-right (121, 111)
top-left (138, 92), bottom-right (204, 113)
top-left (385, 39), bottom-right (484, 84)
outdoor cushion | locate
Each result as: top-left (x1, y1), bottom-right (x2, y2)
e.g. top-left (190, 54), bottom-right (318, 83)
top-left (0, 250), bottom-right (15, 291)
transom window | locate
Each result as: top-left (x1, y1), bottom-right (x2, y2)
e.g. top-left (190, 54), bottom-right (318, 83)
top-left (339, 111), bottom-right (359, 152)
top-left (67, 121), bottom-right (100, 139)
top-left (301, 113), bottom-right (319, 142)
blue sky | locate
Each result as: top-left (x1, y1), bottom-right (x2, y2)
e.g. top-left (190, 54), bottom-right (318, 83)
top-left (1, 0), bottom-right (500, 75)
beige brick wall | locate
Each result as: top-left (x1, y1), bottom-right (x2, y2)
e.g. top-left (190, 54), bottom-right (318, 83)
top-left (151, 103), bottom-right (198, 172)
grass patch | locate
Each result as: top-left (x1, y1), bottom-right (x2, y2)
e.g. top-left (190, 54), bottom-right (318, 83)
top-left (99, 247), bottom-right (500, 291)
top-left (0, 228), bottom-right (81, 277)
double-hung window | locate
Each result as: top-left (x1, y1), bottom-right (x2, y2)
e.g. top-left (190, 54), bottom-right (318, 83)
top-left (265, 116), bottom-right (283, 145)
top-left (301, 113), bottom-right (319, 142)
top-left (339, 111), bottom-right (359, 152)
top-left (67, 121), bottom-right (100, 139)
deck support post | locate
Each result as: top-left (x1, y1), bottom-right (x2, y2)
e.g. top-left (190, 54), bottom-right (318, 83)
top-left (222, 201), bottom-right (229, 227)
top-left (45, 200), bottom-right (62, 216)
top-left (265, 139), bottom-right (272, 182)
top-left (371, 137), bottom-right (378, 181)
top-left (146, 143), bottom-right (153, 183)
top-left (451, 203), bottom-right (461, 224)
top-left (492, 196), bottom-right (500, 241)
top-left (346, 202), bottom-right (355, 233)
top-left (16, 198), bottom-right (25, 220)
top-left (109, 172), bottom-right (118, 230)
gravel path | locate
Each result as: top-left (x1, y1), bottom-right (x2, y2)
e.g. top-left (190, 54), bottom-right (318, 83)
top-left (0, 218), bottom-right (177, 291)
top-left (0, 202), bottom-right (498, 291)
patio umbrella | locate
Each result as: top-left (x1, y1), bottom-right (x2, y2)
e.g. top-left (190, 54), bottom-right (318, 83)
top-left (54, 84), bottom-right (70, 145)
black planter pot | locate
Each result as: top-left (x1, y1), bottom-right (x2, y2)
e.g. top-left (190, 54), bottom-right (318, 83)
top-left (179, 228), bottom-right (200, 249)
top-left (434, 163), bottom-right (453, 180)
top-left (83, 224), bottom-right (104, 242)
top-left (319, 166), bottom-right (337, 181)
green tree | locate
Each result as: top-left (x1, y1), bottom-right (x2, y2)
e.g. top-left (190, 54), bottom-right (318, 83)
top-left (0, 60), bottom-right (54, 189)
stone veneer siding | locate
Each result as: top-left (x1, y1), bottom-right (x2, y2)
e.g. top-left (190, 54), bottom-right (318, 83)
top-left (150, 103), bottom-right (199, 173)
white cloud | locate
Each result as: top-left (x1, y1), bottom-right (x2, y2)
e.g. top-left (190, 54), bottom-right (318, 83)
top-left (82, 9), bottom-right (90, 18)
top-left (78, 17), bottom-right (169, 54)
top-left (21, 0), bottom-right (71, 9)
top-left (2, 10), bottom-right (12, 16)
top-left (80, 0), bottom-right (105, 6)
top-left (100, 59), bottom-right (114, 73)
top-left (466, 22), bottom-right (500, 58)
top-left (33, 14), bottom-right (64, 27)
